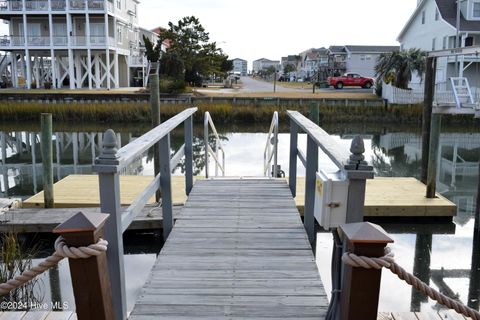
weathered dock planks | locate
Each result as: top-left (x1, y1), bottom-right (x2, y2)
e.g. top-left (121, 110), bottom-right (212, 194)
top-left (129, 178), bottom-right (328, 319)
top-left (23, 175), bottom-right (456, 218)
top-left (377, 310), bottom-right (472, 320)
top-left (0, 205), bottom-right (182, 233)
top-left (0, 312), bottom-right (76, 320)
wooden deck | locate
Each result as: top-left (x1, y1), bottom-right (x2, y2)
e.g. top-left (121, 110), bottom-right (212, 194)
top-left (0, 311), bottom-right (76, 319)
top-left (23, 175), bottom-right (456, 217)
top-left (0, 205), bottom-right (182, 233)
top-left (295, 176), bottom-right (456, 217)
top-left (0, 310), bottom-right (465, 320)
top-left (129, 178), bottom-right (328, 319)
top-left (378, 310), bottom-right (473, 319)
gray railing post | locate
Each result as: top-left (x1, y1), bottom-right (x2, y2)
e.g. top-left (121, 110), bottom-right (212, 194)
top-left (204, 115), bottom-right (209, 178)
top-left (184, 115), bottom-right (193, 195)
top-left (288, 120), bottom-right (298, 197)
top-left (94, 129), bottom-right (126, 320)
top-left (344, 136), bottom-right (374, 223)
top-left (159, 133), bottom-right (173, 240)
top-left (304, 135), bottom-right (318, 247)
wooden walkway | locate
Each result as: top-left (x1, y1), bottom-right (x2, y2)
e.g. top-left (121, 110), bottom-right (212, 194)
top-left (129, 178), bottom-right (328, 319)
top-left (0, 311), bottom-right (76, 319)
top-left (0, 310), bottom-right (466, 319)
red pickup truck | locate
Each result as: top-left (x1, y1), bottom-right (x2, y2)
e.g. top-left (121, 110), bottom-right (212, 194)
top-left (327, 73), bottom-right (374, 89)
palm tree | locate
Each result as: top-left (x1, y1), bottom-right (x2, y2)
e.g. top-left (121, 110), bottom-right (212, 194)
top-left (374, 48), bottom-right (427, 89)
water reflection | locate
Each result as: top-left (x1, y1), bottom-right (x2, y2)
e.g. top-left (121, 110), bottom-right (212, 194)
top-left (0, 124), bottom-right (479, 314)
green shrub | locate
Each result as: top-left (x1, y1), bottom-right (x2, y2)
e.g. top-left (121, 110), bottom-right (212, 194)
top-left (159, 77), bottom-right (186, 94)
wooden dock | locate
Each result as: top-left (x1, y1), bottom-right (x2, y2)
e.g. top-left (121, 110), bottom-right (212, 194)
top-left (0, 310), bottom-right (465, 319)
top-left (23, 175), bottom-right (456, 217)
top-left (0, 311), bottom-right (77, 319)
top-left (295, 177), bottom-right (456, 217)
top-left (129, 178), bottom-right (328, 319)
top-left (0, 205), bottom-right (183, 233)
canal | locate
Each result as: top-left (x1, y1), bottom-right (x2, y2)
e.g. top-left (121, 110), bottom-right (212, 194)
top-left (0, 120), bottom-right (478, 314)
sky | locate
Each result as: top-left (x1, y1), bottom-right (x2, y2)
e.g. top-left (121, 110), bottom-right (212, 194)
top-left (138, 0), bottom-right (418, 70)
top-left (0, 0), bottom-right (418, 70)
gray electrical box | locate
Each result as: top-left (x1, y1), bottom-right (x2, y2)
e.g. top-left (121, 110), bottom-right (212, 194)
top-left (314, 169), bottom-right (348, 230)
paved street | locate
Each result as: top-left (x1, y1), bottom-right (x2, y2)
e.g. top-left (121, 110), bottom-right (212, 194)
top-left (196, 76), bottom-right (374, 95)
top-left (238, 76), bottom-right (309, 93)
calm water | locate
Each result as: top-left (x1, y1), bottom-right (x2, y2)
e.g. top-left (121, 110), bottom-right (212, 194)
top-left (0, 121), bottom-right (478, 314)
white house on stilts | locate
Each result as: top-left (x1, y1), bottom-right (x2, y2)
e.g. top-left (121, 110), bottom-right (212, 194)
top-left (0, 0), bottom-right (157, 89)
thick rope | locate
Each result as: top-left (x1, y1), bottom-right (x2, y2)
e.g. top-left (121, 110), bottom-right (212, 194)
top-left (342, 248), bottom-right (480, 320)
top-left (0, 236), bottom-right (108, 296)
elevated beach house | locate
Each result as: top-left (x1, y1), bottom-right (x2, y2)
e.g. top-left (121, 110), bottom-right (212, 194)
top-left (0, 0), bottom-right (157, 89)
top-left (398, 0), bottom-right (480, 89)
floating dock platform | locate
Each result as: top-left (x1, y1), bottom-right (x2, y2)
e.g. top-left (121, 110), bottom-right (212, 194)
top-left (23, 175), bottom-right (456, 217)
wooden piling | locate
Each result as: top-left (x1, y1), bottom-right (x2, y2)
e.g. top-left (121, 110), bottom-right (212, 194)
top-left (309, 102), bottom-right (319, 125)
top-left (421, 57), bottom-right (436, 184)
top-left (426, 113), bottom-right (441, 198)
top-left (41, 113), bottom-right (54, 208)
top-left (53, 211), bottom-right (113, 320)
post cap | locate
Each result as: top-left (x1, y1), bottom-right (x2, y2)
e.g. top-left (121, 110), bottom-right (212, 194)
top-left (348, 135), bottom-right (368, 165)
top-left (53, 211), bottom-right (110, 234)
top-left (99, 129), bottom-right (119, 160)
top-left (338, 222), bottom-right (394, 245)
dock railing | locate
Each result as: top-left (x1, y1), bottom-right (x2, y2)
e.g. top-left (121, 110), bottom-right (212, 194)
top-left (204, 111), bottom-right (225, 178)
top-left (287, 110), bottom-right (376, 319)
top-left (93, 107), bottom-right (197, 320)
top-left (263, 111), bottom-right (278, 178)
top-left (287, 110), bottom-right (374, 244)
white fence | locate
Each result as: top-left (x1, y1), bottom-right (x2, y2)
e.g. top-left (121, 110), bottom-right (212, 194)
top-left (382, 81), bottom-right (457, 105)
top-left (381, 81), bottom-right (424, 104)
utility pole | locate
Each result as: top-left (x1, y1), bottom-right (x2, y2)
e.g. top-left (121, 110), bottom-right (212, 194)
top-left (273, 70), bottom-right (277, 93)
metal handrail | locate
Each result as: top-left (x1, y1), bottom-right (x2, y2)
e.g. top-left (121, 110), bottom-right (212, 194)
top-left (263, 111), bottom-right (278, 177)
top-left (204, 111), bottom-right (225, 178)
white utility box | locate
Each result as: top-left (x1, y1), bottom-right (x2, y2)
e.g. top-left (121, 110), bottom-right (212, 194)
top-left (314, 169), bottom-right (349, 230)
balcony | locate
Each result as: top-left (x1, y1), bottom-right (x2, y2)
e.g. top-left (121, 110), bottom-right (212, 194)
top-left (0, 35), bottom-right (24, 47)
top-left (53, 35), bottom-right (68, 46)
top-left (51, 0), bottom-right (66, 10)
top-left (129, 55), bottom-right (146, 66)
top-left (0, 0), bottom-right (106, 11)
top-left (447, 55), bottom-right (480, 63)
top-left (27, 36), bottom-right (50, 46)
top-left (25, 0), bottom-right (48, 10)
top-left (0, 0), bottom-right (23, 11)
top-left (69, 0), bottom-right (85, 10)
top-left (0, 34), bottom-right (115, 47)
top-left (88, 0), bottom-right (104, 10)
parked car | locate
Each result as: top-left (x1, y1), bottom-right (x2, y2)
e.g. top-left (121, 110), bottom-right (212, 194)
top-left (327, 73), bottom-right (374, 89)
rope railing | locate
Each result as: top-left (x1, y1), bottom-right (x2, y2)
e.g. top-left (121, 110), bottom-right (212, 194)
top-left (0, 236), bottom-right (108, 296)
top-left (342, 247), bottom-right (480, 320)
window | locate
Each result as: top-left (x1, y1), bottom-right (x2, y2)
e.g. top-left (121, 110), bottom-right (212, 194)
top-left (360, 54), bottom-right (365, 61)
top-left (435, 8), bottom-right (439, 21)
top-left (465, 36), bottom-right (474, 46)
top-left (117, 26), bottom-right (122, 44)
top-left (365, 55), bottom-right (372, 60)
top-left (474, 2), bottom-right (480, 17)
top-left (443, 36), bottom-right (447, 49)
top-left (432, 37), bottom-right (436, 51)
top-left (422, 10), bottom-right (426, 24)
top-left (116, 0), bottom-right (121, 10)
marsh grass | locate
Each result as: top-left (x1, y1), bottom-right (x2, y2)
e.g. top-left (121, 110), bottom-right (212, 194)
top-left (0, 232), bottom-right (43, 310)
top-left (0, 101), bottom-right (476, 125)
